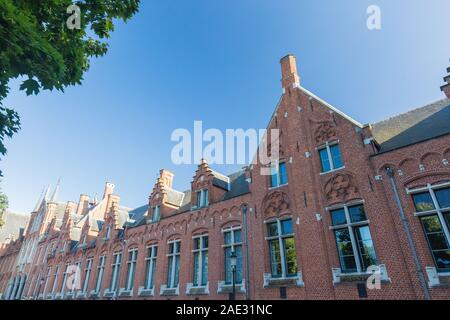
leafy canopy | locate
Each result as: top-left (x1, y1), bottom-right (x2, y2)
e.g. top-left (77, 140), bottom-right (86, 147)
top-left (0, 0), bottom-right (141, 173)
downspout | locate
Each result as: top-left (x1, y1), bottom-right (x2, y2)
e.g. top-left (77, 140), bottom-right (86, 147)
top-left (242, 205), bottom-right (250, 300)
top-left (385, 167), bottom-right (430, 300)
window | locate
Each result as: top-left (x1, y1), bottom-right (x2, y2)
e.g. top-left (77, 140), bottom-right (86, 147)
top-left (144, 245), bottom-right (158, 290)
top-left (319, 142), bottom-right (344, 173)
top-left (196, 190), bottom-right (209, 208)
top-left (105, 226), bottom-right (111, 240)
top-left (43, 267), bottom-right (51, 295)
top-left (125, 249), bottom-right (138, 291)
top-left (51, 265), bottom-right (60, 294)
top-left (151, 205), bottom-right (161, 222)
top-left (94, 256), bottom-right (106, 293)
top-left (192, 235), bottom-right (208, 287)
top-left (330, 204), bottom-right (377, 273)
top-left (167, 240), bottom-right (181, 288)
top-left (410, 186), bottom-right (450, 271)
top-left (223, 227), bottom-right (243, 284)
top-left (82, 257), bottom-right (93, 293)
top-left (109, 252), bottom-right (122, 291)
top-left (266, 218), bottom-right (298, 278)
top-left (60, 263), bottom-right (70, 294)
top-left (70, 262), bottom-right (81, 293)
top-left (270, 162), bottom-right (288, 188)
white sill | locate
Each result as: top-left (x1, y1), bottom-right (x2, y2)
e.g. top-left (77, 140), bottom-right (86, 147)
top-left (268, 183), bottom-right (288, 191)
top-left (319, 166), bottom-right (345, 176)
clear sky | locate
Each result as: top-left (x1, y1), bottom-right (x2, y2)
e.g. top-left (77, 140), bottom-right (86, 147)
top-left (2, 0), bottom-right (450, 213)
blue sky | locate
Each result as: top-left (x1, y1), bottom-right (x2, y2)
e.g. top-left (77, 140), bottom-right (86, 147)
top-left (2, 0), bottom-right (450, 213)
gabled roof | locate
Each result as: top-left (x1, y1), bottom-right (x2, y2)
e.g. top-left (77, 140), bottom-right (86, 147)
top-left (371, 98), bottom-right (450, 153)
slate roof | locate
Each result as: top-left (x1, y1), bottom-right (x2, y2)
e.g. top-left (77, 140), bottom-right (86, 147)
top-left (372, 98), bottom-right (450, 153)
top-left (0, 210), bottom-right (29, 243)
top-left (126, 170), bottom-right (250, 229)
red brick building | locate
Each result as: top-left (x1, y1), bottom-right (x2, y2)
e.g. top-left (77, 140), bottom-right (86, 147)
top-left (1, 55), bottom-right (449, 300)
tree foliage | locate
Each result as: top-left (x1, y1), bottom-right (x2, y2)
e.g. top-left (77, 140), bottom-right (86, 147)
top-left (0, 184), bottom-right (8, 228)
top-left (0, 0), bottom-right (141, 174)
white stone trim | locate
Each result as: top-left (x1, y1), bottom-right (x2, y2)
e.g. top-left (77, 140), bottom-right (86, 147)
top-left (185, 282), bottom-right (210, 295)
top-left (263, 272), bottom-right (304, 288)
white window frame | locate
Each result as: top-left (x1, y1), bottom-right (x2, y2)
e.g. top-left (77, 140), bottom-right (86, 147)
top-left (196, 189), bottom-right (209, 208)
top-left (328, 202), bottom-right (373, 273)
top-left (265, 218), bottom-right (296, 278)
top-left (71, 261), bottom-right (81, 293)
top-left (318, 141), bottom-right (344, 173)
top-left (105, 226), bottom-right (111, 240)
top-left (407, 183), bottom-right (450, 263)
top-left (222, 226), bottom-right (243, 284)
top-left (144, 245), bottom-right (158, 289)
top-left (60, 263), bottom-right (70, 294)
top-left (152, 205), bottom-right (161, 222)
top-left (94, 255), bottom-right (106, 293)
top-left (51, 265), bottom-right (60, 295)
top-left (269, 161), bottom-right (288, 188)
top-left (125, 248), bottom-right (138, 291)
top-left (167, 240), bottom-right (181, 288)
top-left (192, 234), bottom-right (208, 287)
top-left (82, 257), bottom-right (93, 293)
top-left (43, 267), bottom-right (51, 295)
top-left (110, 251), bottom-right (122, 291)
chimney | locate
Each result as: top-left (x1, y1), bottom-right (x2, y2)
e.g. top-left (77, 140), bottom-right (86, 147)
top-left (103, 182), bottom-right (115, 200)
top-left (76, 194), bottom-right (90, 215)
top-left (159, 169), bottom-right (174, 189)
top-left (280, 54), bottom-right (300, 91)
top-left (441, 62), bottom-right (450, 99)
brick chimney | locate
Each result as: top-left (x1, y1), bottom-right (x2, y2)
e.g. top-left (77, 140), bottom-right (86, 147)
top-left (159, 169), bottom-right (174, 189)
top-left (76, 194), bottom-right (90, 215)
top-left (441, 64), bottom-right (450, 99)
top-left (280, 54), bottom-right (300, 91)
top-left (103, 182), bottom-right (115, 200)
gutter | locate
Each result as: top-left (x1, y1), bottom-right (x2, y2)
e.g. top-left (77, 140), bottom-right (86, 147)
top-left (385, 167), bottom-right (431, 300)
top-left (242, 205), bottom-right (250, 300)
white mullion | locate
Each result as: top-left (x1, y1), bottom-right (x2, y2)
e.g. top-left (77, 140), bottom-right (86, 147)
top-left (344, 206), bottom-right (362, 273)
top-left (325, 142), bottom-right (335, 170)
top-left (277, 220), bottom-right (287, 278)
top-left (429, 187), bottom-right (450, 246)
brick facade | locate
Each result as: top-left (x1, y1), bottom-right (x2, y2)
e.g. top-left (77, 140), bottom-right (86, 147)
top-left (1, 55), bottom-right (449, 300)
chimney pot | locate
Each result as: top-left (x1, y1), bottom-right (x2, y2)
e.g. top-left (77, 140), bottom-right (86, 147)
top-left (159, 169), bottom-right (174, 189)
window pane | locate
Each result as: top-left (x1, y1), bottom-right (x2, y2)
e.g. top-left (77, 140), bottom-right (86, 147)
top-left (167, 256), bottom-right (173, 286)
top-left (412, 192), bottom-right (435, 212)
top-left (203, 236), bottom-right (208, 249)
top-left (234, 229), bottom-right (242, 243)
top-left (435, 188), bottom-right (450, 209)
top-left (283, 237), bottom-right (298, 276)
top-left (330, 208), bottom-right (346, 226)
top-left (330, 144), bottom-right (343, 169)
top-left (169, 243), bottom-right (174, 254)
top-left (174, 256), bottom-right (180, 286)
top-left (269, 240), bottom-right (282, 277)
top-left (224, 231), bottom-right (232, 245)
top-left (270, 165), bottom-right (278, 187)
top-left (224, 247), bottom-right (232, 284)
top-left (267, 222), bottom-right (278, 237)
top-left (202, 251), bottom-right (208, 286)
top-left (433, 250), bottom-right (450, 270)
top-left (348, 205), bottom-right (367, 223)
top-left (446, 213), bottom-right (450, 231)
top-left (421, 215), bottom-right (443, 233)
top-left (279, 162), bottom-right (288, 185)
top-left (355, 226), bottom-right (377, 270)
top-left (420, 215), bottom-right (450, 270)
top-left (319, 148), bottom-right (331, 172)
top-left (194, 238), bottom-right (200, 250)
top-left (224, 246), bottom-right (243, 284)
top-left (281, 219), bottom-right (293, 235)
top-left (197, 191), bottom-right (202, 207)
top-left (193, 252), bottom-right (200, 286)
top-left (334, 229), bottom-right (357, 272)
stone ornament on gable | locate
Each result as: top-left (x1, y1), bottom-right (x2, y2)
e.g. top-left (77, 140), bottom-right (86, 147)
top-left (262, 191), bottom-right (290, 217)
top-left (314, 121), bottom-right (337, 144)
top-left (324, 173), bottom-right (359, 203)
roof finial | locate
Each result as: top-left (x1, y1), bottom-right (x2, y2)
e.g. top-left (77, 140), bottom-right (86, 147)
top-left (32, 186), bottom-right (46, 212)
top-left (50, 177), bottom-right (61, 202)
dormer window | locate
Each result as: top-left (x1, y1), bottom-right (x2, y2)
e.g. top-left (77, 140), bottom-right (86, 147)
top-left (152, 205), bottom-right (161, 222)
top-left (270, 162), bottom-right (288, 188)
top-left (105, 226), bottom-right (111, 240)
top-left (196, 189), bottom-right (209, 208)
